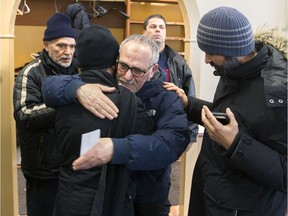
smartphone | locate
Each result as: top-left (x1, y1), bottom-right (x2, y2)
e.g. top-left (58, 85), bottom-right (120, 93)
top-left (212, 112), bottom-right (229, 125)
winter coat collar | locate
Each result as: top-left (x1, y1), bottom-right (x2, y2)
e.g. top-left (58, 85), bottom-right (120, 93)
top-left (165, 44), bottom-right (186, 65)
top-left (79, 69), bottom-right (119, 88)
top-left (136, 79), bottom-right (164, 101)
top-left (225, 43), bottom-right (269, 80)
top-left (260, 43), bottom-right (287, 107)
top-left (220, 42), bottom-right (287, 108)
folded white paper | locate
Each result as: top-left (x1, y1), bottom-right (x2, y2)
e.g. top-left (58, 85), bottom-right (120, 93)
top-left (80, 129), bottom-right (100, 156)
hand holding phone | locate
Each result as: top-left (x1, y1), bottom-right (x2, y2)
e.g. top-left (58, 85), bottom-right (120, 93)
top-left (212, 112), bottom-right (230, 125)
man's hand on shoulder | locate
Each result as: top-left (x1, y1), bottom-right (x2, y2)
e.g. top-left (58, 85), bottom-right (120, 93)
top-left (163, 82), bottom-right (188, 108)
top-left (76, 84), bottom-right (119, 120)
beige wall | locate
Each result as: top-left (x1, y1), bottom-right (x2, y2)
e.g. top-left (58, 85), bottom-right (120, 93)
top-left (0, 0), bottom-right (20, 215)
top-left (14, 26), bottom-right (44, 68)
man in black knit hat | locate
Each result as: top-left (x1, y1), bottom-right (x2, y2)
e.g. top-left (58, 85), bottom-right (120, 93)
top-left (13, 12), bottom-right (77, 216)
top-left (52, 25), bottom-right (154, 216)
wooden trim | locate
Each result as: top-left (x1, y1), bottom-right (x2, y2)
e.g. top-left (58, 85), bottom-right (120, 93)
top-left (125, 0), bottom-right (131, 37)
top-left (166, 36), bottom-right (185, 41)
top-left (129, 0), bottom-right (178, 3)
top-left (130, 20), bottom-right (184, 26)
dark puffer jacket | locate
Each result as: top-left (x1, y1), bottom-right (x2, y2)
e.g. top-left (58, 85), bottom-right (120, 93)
top-left (13, 49), bottom-right (78, 179)
top-left (53, 70), bottom-right (154, 216)
top-left (187, 42), bottom-right (287, 215)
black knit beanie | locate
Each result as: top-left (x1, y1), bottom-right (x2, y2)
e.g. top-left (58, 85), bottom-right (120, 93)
top-left (197, 7), bottom-right (255, 57)
top-left (43, 13), bottom-right (76, 41)
top-left (77, 25), bottom-right (119, 69)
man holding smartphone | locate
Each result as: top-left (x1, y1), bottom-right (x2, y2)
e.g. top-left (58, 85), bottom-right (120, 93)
top-left (163, 6), bottom-right (287, 216)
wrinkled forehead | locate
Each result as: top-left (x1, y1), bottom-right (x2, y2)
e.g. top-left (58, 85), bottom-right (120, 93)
top-left (119, 41), bottom-right (153, 66)
top-left (46, 37), bottom-right (76, 45)
top-left (121, 41), bottom-right (152, 57)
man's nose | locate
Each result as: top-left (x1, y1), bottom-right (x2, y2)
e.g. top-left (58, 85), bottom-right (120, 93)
top-left (124, 68), bottom-right (134, 80)
top-left (64, 46), bottom-right (74, 54)
top-left (205, 53), bottom-right (212, 64)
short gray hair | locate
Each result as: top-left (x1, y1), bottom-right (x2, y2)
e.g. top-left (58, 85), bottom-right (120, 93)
top-left (120, 34), bottom-right (159, 65)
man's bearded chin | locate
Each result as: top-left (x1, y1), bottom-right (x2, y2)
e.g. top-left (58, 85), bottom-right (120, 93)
top-left (211, 57), bottom-right (240, 76)
top-left (210, 62), bottom-right (224, 76)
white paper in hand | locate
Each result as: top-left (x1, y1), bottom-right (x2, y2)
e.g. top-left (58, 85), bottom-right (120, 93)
top-left (80, 129), bottom-right (100, 156)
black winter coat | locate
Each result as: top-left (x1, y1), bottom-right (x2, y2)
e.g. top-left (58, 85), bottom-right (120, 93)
top-left (13, 50), bottom-right (77, 179)
top-left (53, 70), bottom-right (154, 216)
top-left (187, 42), bottom-right (287, 215)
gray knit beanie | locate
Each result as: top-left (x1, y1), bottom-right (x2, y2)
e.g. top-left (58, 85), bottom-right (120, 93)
top-left (197, 7), bottom-right (255, 57)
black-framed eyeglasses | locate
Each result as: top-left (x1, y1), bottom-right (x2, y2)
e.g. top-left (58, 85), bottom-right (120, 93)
top-left (116, 61), bottom-right (155, 78)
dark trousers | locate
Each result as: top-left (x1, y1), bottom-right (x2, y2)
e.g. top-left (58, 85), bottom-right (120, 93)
top-left (134, 199), bottom-right (169, 216)
top-left (24, 174), bottom-right (58, 216)
top-left (134, 188), bottom-right (170, 216)
top-left (134, 166), bottom-right (172, 216)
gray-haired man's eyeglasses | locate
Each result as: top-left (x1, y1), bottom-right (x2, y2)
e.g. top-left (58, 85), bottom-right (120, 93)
top-left (116, 61), bottom-right (155, 77)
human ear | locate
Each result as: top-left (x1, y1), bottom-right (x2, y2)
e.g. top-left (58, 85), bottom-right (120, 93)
top-left (150, 63), bottom-right (158, 78)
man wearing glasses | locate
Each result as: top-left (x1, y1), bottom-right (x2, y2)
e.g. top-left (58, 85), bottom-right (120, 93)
top-left (116, 61), bottom-right (155, 92)
top-left (42, 34), bottom-right (189, 216)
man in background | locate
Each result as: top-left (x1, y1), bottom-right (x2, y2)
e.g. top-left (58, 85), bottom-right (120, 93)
top-left (13, 13), bottom-right (77, 216)
top-left (143, 14), bottom-right (198, 144)
top-left (143, 13), bottom-right (198, 214)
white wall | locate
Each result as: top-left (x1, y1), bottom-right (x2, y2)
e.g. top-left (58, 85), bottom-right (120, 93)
top-left (193, 0), bottom-right (287, 101)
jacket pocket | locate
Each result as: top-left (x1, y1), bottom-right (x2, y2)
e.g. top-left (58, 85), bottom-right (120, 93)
top-left (203, 178), bottom-right (258, 212)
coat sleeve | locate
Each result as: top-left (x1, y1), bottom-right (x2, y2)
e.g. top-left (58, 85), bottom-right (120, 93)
top-left (111, 92), bottom-right (190, 170)
top-left (185, 96), bottom-right (212, 125)
top-left (182, 63), bottom-right (199, 142)
top-left (170, 54), bottom-right (199, 143)
top-left (13, 62), bottom-right (55, 129)
top-left (42, 74), bottom-right (84, 107)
